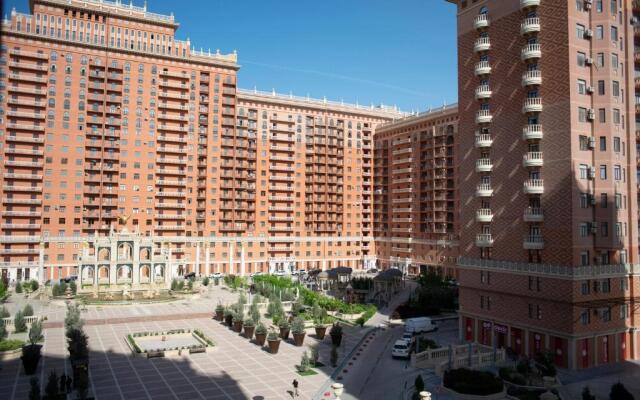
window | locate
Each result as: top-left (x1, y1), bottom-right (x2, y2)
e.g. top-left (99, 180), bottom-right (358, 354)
top-left (578, 107), bottom-right (587, 122)
top-left (596, 52), bottom-right (605, 67)
top-left (599, 136), bottom-right (606, 151)
top-left (620, 304), bottom-right (629, 319)
top-left (600, 307), bottom-right (611, 322)
top-left (576, 24), bottom-right (586, 39)
top-left (528, 276), bottom-right (541, 291)
top-left (580, 223), bottom-right (589, 237)
top-left (581, 310), bottom-right (590, 325)
top-left (613, 81), bottom-right (620, 97)
top-left (577, 52), bottom-right (586, 66)
top-left (581, 281), bottom-right (590, 295)
top-left (601, 193), bottom-right (608, 208)
top-left (580, 193), bottom-right (589, 208)
top-left (579, 164), bottom-right (589, 179)
top-left (528, 304), bottom-right (542, 320)
top-left (577, 79), bottom-right (587, 94)
top-left (613, 109), bottom-right (620, 124)
top-left (613, 137), bottom-right (621, 152)
top-left (579, 135), bottom-right (589, 150)
top-left (596, 25), bottom-right (604, 39)
top-left (610, 27), bottom-right (618, 43)
top-left (597, 80), bottom-right (605, 95)
top-left (600, 165), bottom-right (607, 179)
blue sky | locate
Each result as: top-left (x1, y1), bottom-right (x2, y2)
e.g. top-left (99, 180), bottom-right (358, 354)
top-left (2, 0), bottom-right (458, 112)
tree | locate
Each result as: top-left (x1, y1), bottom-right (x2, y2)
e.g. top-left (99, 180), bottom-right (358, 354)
top-left (64, 303), bottom-right (83, 335)
top-left (14, 310), bottom-right (27, 333)
top-left (30, 280), bottom-right (39, 292)
top-left (29, 320), bottom-right (44, 345)
top-left (69, 281), bottom-right (77, 295)
top-left (412, 375), bottom-right (425, 400)
top-left (202, 277), bottom-right (210, 287)
top-left (28, 377), bottom-right (40, 400)
top-left (610, 382), bottom-right (634, 400)
top-left (0, 323), bottom-right (7, 340)
top-left (0, 279), bottom-right (7, 299)
top-left (297, 351), bottom-right (311, 373)
top-left (45, 370), bottom-right (58, 400)
top-left (23, 303), bottom-right (34, 317)
top-left (15, 281), bottom-right (23, 294)
top-left (582, 387), bottom-right (596, 400)
top-left (250, 301), bottom-right (260, 324)
top-left (0, 305), bottom-right (10, 318)
top-left (67, 328), bottom-right (89, 362)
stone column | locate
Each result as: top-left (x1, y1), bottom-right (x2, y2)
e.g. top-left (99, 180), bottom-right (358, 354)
top-left (228, 242), bottom-right (234, 275)
top-left (459, 315), bottom-right (465, 342)
top-left (567, 338), bottom-right (577, 370)
top-left (205, 244), bottom-right (210, 276)
top-left (110, 241), bottom-right (118, 285)
top-left (524, 329), bottom-right (530, 357)
top-left (38, 243), bottom-right (45, 284)
top-left (240, 245), bottom-right (246, 276)
top-left (322, 259), bottom-right (327, 271)
top-left (195, 243), bottom-right (201, 276)
top-left (166, 245), bottom-right (173, 285)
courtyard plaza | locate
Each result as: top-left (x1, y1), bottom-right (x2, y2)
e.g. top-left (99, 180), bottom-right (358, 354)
top-left (0, 284), bottom-right (401, 400)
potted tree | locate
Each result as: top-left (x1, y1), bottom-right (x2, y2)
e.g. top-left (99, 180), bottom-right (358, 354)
top-left (232, 312), bottom-right (244, 333)
top-left (267, 328), bottom-right (281, 354)
top-left (21, 320), bottom-right (43, 375)
top-left (330, 323), bottom-right (343, 347)
top-left (224, 308), bottom-right (234, 327)
top-left (215, 303), bottom-right (224, 321)
top-left (315, 320), bottom-right (328, 340)
top-left (254, 322), bottom-right (267, 346)
top-left (278, 319), bottom-right (291, 340)
top-left (291, 317), bottom-right (306, 346)
top-left (243, 318), bottom-right (255, 339)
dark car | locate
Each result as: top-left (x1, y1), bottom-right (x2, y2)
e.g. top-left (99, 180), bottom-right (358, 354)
top-left (61, 275), bottom-right (78, 283)
top-left (183, 272), bottom-right (196, 279)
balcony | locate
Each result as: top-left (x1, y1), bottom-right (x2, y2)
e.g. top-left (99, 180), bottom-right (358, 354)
top-left (520, 17), bottom-right (541, 35)
top-left (2, 198), bottom-right (41, 205)
top-left (476, 234), bottom-right (494, 247)
top-left (476, 110), bottom-right (493, 124)
top-left (474, 37), bottom-right (491, 53)
top-left (474, 14), bottom-right (489, 29)
top-left (474, 61), bottom-right (492, 76)
top-left (475, 134), bottom-right (493, 148)
top-left (523, 124), bottom-right (543, 140)
top-left (523, 97), bottom-right (543, 113)
top-left (523, 235), bottom-right (544, 249)
top-left (476, 208), bottom-right (494, 222)
top-left (523, 152), bottom-right (543, 167)
top-left (520, 0), bottom-right (541, 8)
top-left (476, 183), bottom-right (494, 197)
top-left (523, 207), bottom-right (544, 222)
top-left (475, 85), bottom-right (492, 100)
top-left (1, 224), bottom-right (41, 229)
top-left (475, 158), bottom-right (493, 172)
top-left (521, 44), bottom-right (541, 60)
top-left (522, 70), bottom-right (542, 86)
top-left (523, 179), bottom-right (544, 194)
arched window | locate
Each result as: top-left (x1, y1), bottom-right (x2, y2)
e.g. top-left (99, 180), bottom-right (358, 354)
top-left (80, 55), bottom-right (88, 65)
top-left (80, 67), bottom-right (86, 76)
top-left (64, 66), bottom-right (72, 74)
top-left (79, 78), bottom-right (86, 88)
top-left (124, 62), bottom-right (131, 71)
top-left (50, 64), bottom-right (57, 72)
top-left (48, 98), bottom-right (55, 107)
top-left (63, 99), bottom-right (70, 109)
top-left (50, 51), bottom-right (58, 61)
top-left (64, 76), bottom-right (72, 86)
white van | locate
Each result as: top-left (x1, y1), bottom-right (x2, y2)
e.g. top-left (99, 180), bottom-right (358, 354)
top-left (404, 317), bottom-right (437, 334)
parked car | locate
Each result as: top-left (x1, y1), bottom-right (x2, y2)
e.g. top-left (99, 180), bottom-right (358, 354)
top-left (366, 268), bottom-right (378, 275)
top-left (250, 272), bottom-right (263, 277)
top-left (391, 340), bottom-right (411, 359)
top-left (273, 270), bottom-right (287, 277)
top-left (209, 272), bottom-right (224, 279)
top-left (183, 272), bottom-right (196, 279)
top-left (404, 317), bottom-right (438, 334)
top-left (401, 332), bottom-right (414, 343)
top-left (60, 276), bottom-right (78, 284)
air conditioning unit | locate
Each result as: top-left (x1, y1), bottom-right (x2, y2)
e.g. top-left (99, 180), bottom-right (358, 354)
top-left (590, 222), bottom-right (598, 234)
top-left (586, 86), bottom-right (594, 94)
top-left (588, 166), bottom-right (596, 179)
top-left (585, 57), bottom-right (593, 65)
top-left (584, 0), bottom-right (592, 9)
top-left (587, 109), bottom-right (595, 120)
top-left (584, 29), bottom-right (593, 38)
top-left (588, 136), bottom-right (596, 149)
top-left (589, 195), bottom-right (596, 205)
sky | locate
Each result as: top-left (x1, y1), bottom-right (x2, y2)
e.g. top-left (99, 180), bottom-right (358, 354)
top-left (2, 0), bottom-right (458, 112)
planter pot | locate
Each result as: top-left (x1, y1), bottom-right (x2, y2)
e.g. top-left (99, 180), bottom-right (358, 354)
top-left (331, 333), bottom-right (343, 347)
top-left (215, 310), bottom-right (224, 321)
top-left (279, 327), bottom-right (290, 340)
top-left (21, 344), bottom-right (41, 375)
top-left (244, 325), bottom-right (255, 339)
top-left (268, 339), bottom-right (281, 354)
top-left (224, 315), bottom-right (233, 326)
top-left (292, 332), bottom-right (306, 346)
top-left (315, 326), bottom-right (327, 340)
top-left (255, 333), bottom-right (267, 346)
top-left (233, 321), bottom-right (243, 333)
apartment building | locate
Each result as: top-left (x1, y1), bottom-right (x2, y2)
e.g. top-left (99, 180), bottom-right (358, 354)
top-left (373, 105), bottom-right (458, 277)
top-left (449, 0), bottom-right (639, 369)
top-left (0, 0), bottom-right (408, 282)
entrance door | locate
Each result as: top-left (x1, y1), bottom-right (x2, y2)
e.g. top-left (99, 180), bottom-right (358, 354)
top-left (580, 339), bottom-right (590, 369)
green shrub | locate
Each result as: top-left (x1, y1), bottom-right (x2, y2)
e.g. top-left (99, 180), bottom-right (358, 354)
top-left (187, 279), bottom-right (193, 291)
top-left (0, 280), bottom-right (6, 299)
top-left (309, 343), bottom-right (319, 366)
top-left (29, 280), bottom-right (39, 292)
top-left (0, 339), bottom-right (24, 351)
top-left (0, 323), bottom-right (7, 340)
top-left (443, 368), bottom-right (503, 396)
top-left (67, 328), bottom-right (89, 361)
top-left (297, 351), bottom-right (311, 373)
top-left (70, 281), bottom-right (77, 295)
top-left (534, 351), bottom-right (557, 377)
top-left (255, 322), bottom-right (267, 335)
top-left (64, 303), bottom-right (83, 335)
top-left (356, 316), bottom-right (365, 327)
top-left (582, 386), bottom-right (596, 400)
top-left (23, 304), bottom-right (34, 317)
top-left (243, 318), bottom-right (255, 327)
top-left (266, 328), bottom-right (280, 341)
top-left (15, 282), bottom-right (22, 294)
top-left (14, 310), bottom-right (27, 333)
top-left (171, 279), bottom-right (178, 291)
top-left (0, 306), bottom-right (10, 318)
top-left (250, 301), bottom-right (260, 324)
top-left (202, 277), bottom-right (210, 286)
top-left (610, 382), bottom-right (634, 400)
top-left (291, 317), bottom-right (305, 334)
top-left (28, 320), bottom-right (43, 345)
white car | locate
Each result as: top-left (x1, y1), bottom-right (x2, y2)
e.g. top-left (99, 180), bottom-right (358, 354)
top-left (273, 270), bottom-right (287, 276)
top-left (391, 340), bottom-right (411, 359)
top-left (401, 332), bottom-right (414, 343)
top-left (210, 272), bottom-right (223, 279)
top-left (250, 272), bottom-right (263, 277)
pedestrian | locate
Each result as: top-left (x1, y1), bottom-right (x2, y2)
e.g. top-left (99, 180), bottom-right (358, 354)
top-left (292, 379), bottom-right (299, 397)
top-left (59, 374), bottom-right (66, 394)
top-left (66, 376), bottom-right (72, 393)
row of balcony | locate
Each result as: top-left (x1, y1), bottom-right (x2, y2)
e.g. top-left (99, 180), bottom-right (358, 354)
top-left (476, 180), bottom-right (544, 197)
top-left (476, 207), bottom-right (543, 223)
top-left (475, 234), bottom-right (543, 249)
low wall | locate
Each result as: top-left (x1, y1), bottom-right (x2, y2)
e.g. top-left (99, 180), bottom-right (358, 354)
top-left (440, 386), bottom-right (506, 400)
